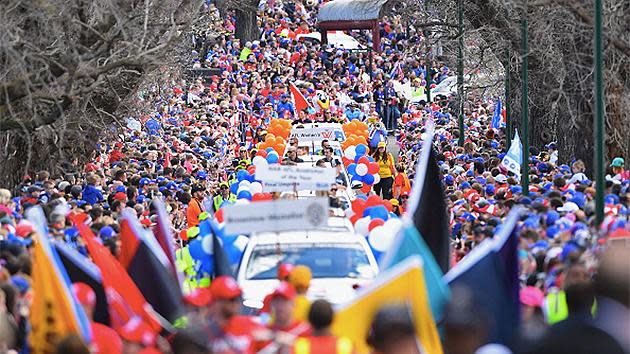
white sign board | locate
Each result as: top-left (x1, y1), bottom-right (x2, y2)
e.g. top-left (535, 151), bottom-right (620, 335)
top-left (289, 127), bottom-right (345, 142)
top-left (223, 198), bottom-right (329, 234)
top-left (256, 165), bottom-right (336, 192)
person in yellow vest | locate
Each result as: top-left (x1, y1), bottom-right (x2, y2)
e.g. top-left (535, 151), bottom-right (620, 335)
top-left (288, 265), bottom-right (312, 323)
top-left (176, 227), bottom-right (210, 294)
top-left (293, 300), bottom-right (355, 354)
top-left (213, 182), bottom-right (236, 212)
top-left (544, 263), bottom-right (595, 324)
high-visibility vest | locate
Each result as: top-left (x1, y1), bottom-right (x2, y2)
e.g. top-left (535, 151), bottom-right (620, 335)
top-left (294, 337), bottom-right (353, 354)
top-left (544, 291), bottom-right (568, 324)
top-left (175, 246), bottom-right (210, 293)
top-left (213, 194), bottom-right (236, 212)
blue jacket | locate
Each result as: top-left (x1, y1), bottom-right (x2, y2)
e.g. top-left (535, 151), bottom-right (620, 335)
top-left (82, 184), bottom-right (104, 205)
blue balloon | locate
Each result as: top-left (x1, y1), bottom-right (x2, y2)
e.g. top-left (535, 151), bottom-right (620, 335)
top-left (247, 173), bottom-right (256, 182)
top-left (221, 232), bottom-right (238, 245)
top-left (237, 190), bottom-right (252, 200)
top-left (368, 205), bottom-right (389, 221)
top-left (355, 144), bottom-right (367, 156)
top-left (266, 153), bottom-right (279, 164)
top-left (347, 163), bottom-right (357, 175)
top-left (363, 206), bottom-right (376, 217)
top-left (199, 256), bottom-right (214, 274)
top-left (188, 238), bottom-right (205, 260)
top-left (230, 183), bottom-right (239, 195)
top-left (367, 156), bottom-right (375, 163)
top-left (362, 174), bottom-right (375, 185)
top-left (237, 170), bottom-right (248, 182)
top-left (266, 147), bottom-right (275, 153)
top-left (351, 174), bottom-right (362, 182)
top-left (356, 195), bottom-right (368, 201)
top-left (199, 220), bottom-right (211, 237)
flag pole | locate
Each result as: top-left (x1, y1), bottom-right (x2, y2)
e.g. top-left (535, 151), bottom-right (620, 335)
top-left (457, 0), bottom-right (465, 146)
top-left (520, 4), bottom-right (530, 193)
top-left (594, 0), bottom-right (605, 224)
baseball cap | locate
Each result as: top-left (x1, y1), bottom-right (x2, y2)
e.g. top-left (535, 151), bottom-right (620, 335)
top-left (210, 276), bottom-right (242, 300)
top-left (557, 202), bottom-right (579, 213)
top-left (270, 282), bottom-right (296, 300)
top-left (183, 288), bottom-right (213, 307)
top-left (288, 265), bottom-right (312, 290)
top-left (119, 317), bottom-right (157, 347)
top-left (99, 226), bottom-right (116, 240)
top-left (610, 157), bottom-right (624, 167)
top-left (72, 282), bottom-right (96, 307)
top-left (278, 263), bottom-right (294, 280)
top-left (377, 142), bottom-right (386, 148)
top-left (495, 174), bottom-right (508, 184)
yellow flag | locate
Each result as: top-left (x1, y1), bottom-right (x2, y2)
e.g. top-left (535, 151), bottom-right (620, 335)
top-left (29, 237), bottom-right (83, 353)
top-left (332, 257), bottom-right (443, 354)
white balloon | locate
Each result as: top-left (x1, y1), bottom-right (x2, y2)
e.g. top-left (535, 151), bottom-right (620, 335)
top-left (235, 199), bottom-right (250, 205)
top-left (238, 180), bottom-right (251, 188)
top-left (356, 163), bottom-right (368, 176)
top-left (383, 218), bottom-right (403, 234)
top-left (345, 208), bottom-right (355, 218)
top-left (368, 226), bottom-right (396, 252)
top-left (202, 235), bottom-right (214, 255)
top-left (252, 155), bottom-right (268, 167)
top-left (249, 182), bottom-right (263, 194)
top-left (354, 216), bottom-right (372, 236)
top-left (236, 185), bottom-right (250, 195)
top-left (233, 235), bottom-right (249, 251)
top-left (344, 146), bottom-right (357, 160)
top-left (372, 173), bottom-right (381, 185)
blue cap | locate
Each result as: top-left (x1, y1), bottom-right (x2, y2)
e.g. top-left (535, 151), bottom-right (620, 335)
top-left (547, 225), bottom-right (560, 239)
top-left (137, 195), bottom-right (146, 204)
top-left (444, 175), bottom-right (455, 186)
top-left (520, 197), bottom-right (532, 205)
top-left (460, 181), bottom-right (471, 190)
top-left (605, 194), bottom-right (620, 205)
top-left (99, 226), bottom-right (116, 240)
top-left (546, 210), bottom-right (560, 226)
top-left (476, 176), bottom-right (487, 185)
top-left (570, 192), bottom-right (586, 208)
top-left (485, 184), bottom-right (496, 196)
top-left (466, 170), bottom-right (475, 177)
top-left (11, 275), bottom-right (30, 294)
top-left (561, 242), bottom-right (580, 261)
top-left (115, 185), bottom-right (126, 193)
top-left (510, 186), bottom-right (523, 195)
top-left (139, 177), bottom-right (151, 186)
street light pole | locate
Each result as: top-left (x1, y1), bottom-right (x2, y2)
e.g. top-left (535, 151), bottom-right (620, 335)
top-left (521, 10), bottom-right (529, 193)
top-left (594, 0), bottom-right (605, 224)
top-left (457, 0), bottom-right (465, 146)
top-left (505, 47), bottom-right (511, 149)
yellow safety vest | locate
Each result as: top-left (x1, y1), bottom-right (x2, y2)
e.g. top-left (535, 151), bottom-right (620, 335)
top-left (545, 291), bottom-right (568, 325)
top-left (176, 246), bottom-right (210, 293)
top-left (294, 337), bottom-right (353, 354)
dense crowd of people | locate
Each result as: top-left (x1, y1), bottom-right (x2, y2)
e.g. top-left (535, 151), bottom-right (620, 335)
top-left (0, 0), bottom-right (628, 353)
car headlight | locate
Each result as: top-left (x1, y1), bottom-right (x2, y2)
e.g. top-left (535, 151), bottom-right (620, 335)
top-left (243, 299), bottom-right (264, 310)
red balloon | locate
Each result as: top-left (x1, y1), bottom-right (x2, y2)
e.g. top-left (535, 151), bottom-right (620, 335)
top-left (342, 157), bottom-right (353, 167)
top-left (368, 219), bottom-right (385, 231)
top-left (351, 199), bottom-right (366, 213)
top-left (215, 209), bottom-right (224, 223)
top-left (358, 156), bottom-right (370, 165)
top-left (367, 162), bottom-right (379, 175)
top-left (247, 166), bottom-right (256, 174)
top-left (383, 200), bottom-right (393, 213)
top-left (350, 214), bottom-right (361, 225)
top-left (257, 150), bottom-right (268, 158)
top-left (366, 194), bottom-right (382, 207)
top-left (361, 184), bottom-right (372, 194)
top-left (252, 193), bottom-right (273, 202)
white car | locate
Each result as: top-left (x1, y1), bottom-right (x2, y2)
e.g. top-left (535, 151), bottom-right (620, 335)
top-left (296, 32), bottom-right (365, 50)
top-left (237, 229), bottom-right (378, 312)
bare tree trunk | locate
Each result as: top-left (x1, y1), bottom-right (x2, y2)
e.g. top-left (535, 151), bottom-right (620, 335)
top-left (234, 7), bottom-right (259, 42)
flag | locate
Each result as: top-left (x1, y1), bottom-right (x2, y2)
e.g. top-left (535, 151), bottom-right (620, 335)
top-left (289, 82), bottom-right (311, 112)
top-left (406, 122), bottom-right (451, 273)
top-left (27, 207), bottom-right (91, 352)
top-left (379, 222), bottom-right (450, 322)
top-left (120, 210), bottom-right (185, 323)
top-left (54, 241), bottom-right (111, 326)
top-left (332, 257), bottom-right (443, 354)
top-left (71, 214), bottom-right (161, 332)
top-left (443, 208), bottom-right (522, 345)
top-left (199, 219), bottom-right (234, 277)
top-left (501, 129), bottom-right (522, 176)
top-left (491, 98), bottom-right (503, 129)
top-left (389, 62), bottom-right (404, 80)
top-left (152, 198), bottom-right (183, 286)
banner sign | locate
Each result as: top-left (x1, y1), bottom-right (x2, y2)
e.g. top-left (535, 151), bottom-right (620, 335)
top-left (289, 127), bottom-right (346, 142)
top-left (223, 198), bottom-right (329, 234)
top-left (501, 130), bottom-right (522, 176)
top-left (257, 165), bottom-right (336, 192)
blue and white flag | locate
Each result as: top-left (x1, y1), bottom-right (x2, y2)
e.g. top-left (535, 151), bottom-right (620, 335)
top-left (491, 99), bottom-right (503, 129)
top-left (501, 130), bottom-right (522, 176)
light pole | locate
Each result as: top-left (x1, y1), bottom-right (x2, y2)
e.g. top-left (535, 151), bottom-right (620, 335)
top-left (505, 47), bottom-right (511, 149)
top-left (594, 0), bottom-right (605, 224)
top-left (457, 0), bottom-right (465, 146)
top-left (521, 8), bottom-right (529, 193)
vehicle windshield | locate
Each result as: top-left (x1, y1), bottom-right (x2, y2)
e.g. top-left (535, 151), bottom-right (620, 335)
top-left (245, 243), bottom-right (375, 280)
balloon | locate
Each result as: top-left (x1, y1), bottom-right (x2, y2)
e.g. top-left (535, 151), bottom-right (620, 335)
top-left (383, 199), bottom-right (393, 212)
top-left (230, 183), bottom-right (239, 195)
top-left (238, 180), bottom-right (251, 188)
top-left (236, 170), bottom-right (249, 181)
top-left (373, 173), bottom-right (381, 185)
top-left (356, 164), bottom-right (368, 176)
top-left (215, 209), bottom-right (224, 223)
top-left (256, 150), bottom-right (268, 158)
top-left (368, 226), bottom-right (395, 252)
top-left (221, 232), bottom-right (238, 245)
top-left (366, 195), bottom-right (382, 207)
top-left (252, 155), bottom-right (268, 167)
top-left (266, 147), bottom-right (275, 153)
top-left (355, 216), bottom-right (372, 236)
top-left (247, 166), bottom-right (256, 175)
top-left (383, 218), bottom-right (403, 233)
top-left (362, 173), bottom-right (375, 185)
top-left (368, 205), bottom-right (389, 221)
top-left (249, 182), bottom-right (263, 194)
top-left (188, 238), bottom-right (205, 260)
top-left (199, 257), bottom-right (214, 275)
top-left (225, 244), bottom-right (243, 265)
top-left (267, 152), bottom-right (279, 164)
top-left (358, 156), bottom-right (370, 165)
top-left (368, 219), bottom-right (385, 231)
top-left (233, 235), bottom-right (249, 252)
top-left (349, 214), bottom-right (361, 225)
top-left (367, 162), bottom-right (379, 174)
top-left (344, 146), bottom-right (357, 160)
top-left (355, 144), bottom-right (367, 156)
top-left (202, 235), bottom-right (214, 254)
top-left (236, 185), bottom-right (250, 196)
top-left (360, 184), bottom-right (372, 194)
top-left (351, 199), bottom-right (366, 213)
top-left (237, 190), bottom-right (252, 200)
top-left (347, 163), bottom-right (357, 176)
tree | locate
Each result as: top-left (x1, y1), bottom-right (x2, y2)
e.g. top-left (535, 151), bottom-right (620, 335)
top-left (0, 0), bottom-right (203, 186)
top-left (217, 0), bottom-right (260, 42)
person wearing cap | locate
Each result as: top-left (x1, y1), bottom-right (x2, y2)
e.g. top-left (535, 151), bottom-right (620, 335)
top-left (207, 276), bottom-right (263, 354)
top-left (288, 265), bottom-right (312, 323)
top-left (72, 282), bottom-right (123, 354)
top-left (292, 300), bottom-right (354, 354)
top-left (609, 157), bottom-right (628, 182)
top-left (390, 198), bottom-right (401, 216)
top-left (264, 282), bottom-right (310, 352)
top-left (186, 184), bottom-right (206, 228)
top-left (119, 316), bottom-right (159, 354)
top-left (261, 263), bottom-right (295, 315)
top-left (372, 141), bottom-right (396, 200)
top-left (212, 182), bottom-right (236, 213)
top-left (176, 227), bottom-right (209, 292)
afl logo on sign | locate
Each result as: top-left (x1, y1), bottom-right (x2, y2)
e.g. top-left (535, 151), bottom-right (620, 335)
top-left (306, 202), bottom-right (326, 227)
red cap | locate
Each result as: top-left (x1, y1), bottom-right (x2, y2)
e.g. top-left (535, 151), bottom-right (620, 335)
top-left (210, 276), bottom-right (242, 300)
top-left (270, 282), bottom-right (296, 300)
top-left (91, 323), bottom-right (123, 354)
top-left (119, 317), bottom-right (157, 347)
top-left (72, 282), bottom-right (96, 307)
top-left (183, 288), bottom-right (213, 307)
top-left (140, 218), bottom-right (152, 227)
top-left (114, 192), bottom-right (127, 201)
top-left (15, 221), bottom-right (34, 238)
top-left (277, 263), bottom-right (294, 280)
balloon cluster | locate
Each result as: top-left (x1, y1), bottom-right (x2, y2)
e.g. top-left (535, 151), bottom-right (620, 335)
top-left (342, 144), bottom-right (380, 194)
top-left (188, 219), bottom-right (249, 269)
top-left (253, 147), bottom-right (282, 167)
top-left (347, 195), bottom-right (402, 260)
top-left (258, 134), bottom-right (286, 156)
top-left (229, 170), bottom-right (263, 201)
top-left (267, 119), bottom-right (292, 139)
top-left (342, 121), bottom-right (369, 150)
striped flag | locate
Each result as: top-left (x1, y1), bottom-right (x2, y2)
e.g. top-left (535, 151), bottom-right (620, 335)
top-left (289, 82), bottom-right (311, 112)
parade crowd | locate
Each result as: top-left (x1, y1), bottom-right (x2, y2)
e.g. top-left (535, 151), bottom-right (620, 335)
top-left (0, 0), bottom-right (628, 354)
